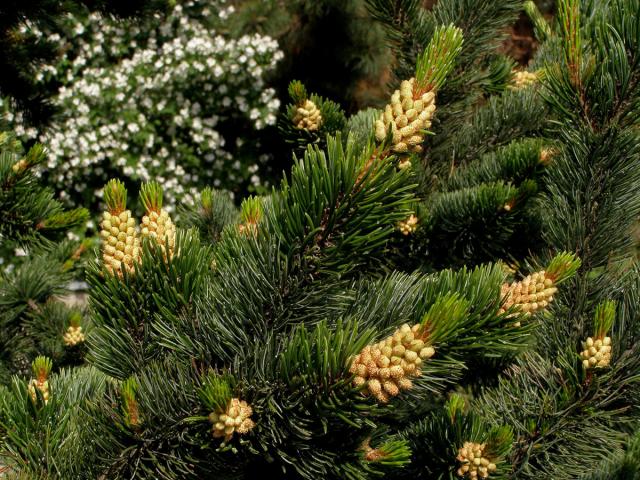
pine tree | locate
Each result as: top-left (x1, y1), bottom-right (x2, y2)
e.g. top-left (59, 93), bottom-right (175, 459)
top-left (0, 129), bottom-right (89, 383)
top-left (2, 1), bottom-right (640, 479)
top-left (281, 0), bottom-right (550, 271)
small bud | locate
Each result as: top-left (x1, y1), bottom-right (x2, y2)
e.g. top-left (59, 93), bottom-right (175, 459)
top-left (398, 214), bottom-right (419, 236)
top-left (456, 442), bottom-right (497, 479)
top-left (580, 335), bottom-right (612, 370)
top-left (63, 325), bottom-right (85, 347)
top-left (12, 158), bottom-right (29, 174)
top-left (539, 147), bottom-right (558, 166)
top-left (292, 99), bottom-right (323, 131)
top-left (210, 398), bottom-right (255, 441)
top-left (499, 270), bottom-right (557, 318)
top-left (375, 77), bottom-right (436, 156)
top-left (350, 323), bottom-right (435, 403)
top-left (510, 70), bottom-right (539, 89)
top-left (139, 181), bottom-right (176, 259)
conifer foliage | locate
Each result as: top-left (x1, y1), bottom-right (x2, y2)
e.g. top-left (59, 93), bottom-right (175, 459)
top-left (0, 132), bottom-right (87, 242)
top-left (2, 0), bottom-right (640, 479)
top-left (0, 131), bottom-right (89, 383)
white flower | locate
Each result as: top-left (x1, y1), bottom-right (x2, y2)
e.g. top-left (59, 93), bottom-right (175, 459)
top-left (7, 0), bottom-right (283, 208)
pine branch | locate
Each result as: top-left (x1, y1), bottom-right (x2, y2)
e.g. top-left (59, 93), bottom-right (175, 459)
top-left (398, 395), bottom-right (513, 479)
top-left (279, 81), bottom-right (348, 157)
top-left (268, 134), bottom-right (415, 277)
top-left (0, 365), bottom-right (107, 478)
top-left (420, 180), bottom-right (540, 268)
top-left (524, 1), bottom-right (551, 42)
top-left (87, 228), bottom-right (214, 379)
top-left (428, 88), bottom-right (548, 172)
top-left (0, 132), bottom-right (88, 243)
top-left (415, 24), bottom-right (464, 92)
top-left (177, 188), bottom-right (239, 244)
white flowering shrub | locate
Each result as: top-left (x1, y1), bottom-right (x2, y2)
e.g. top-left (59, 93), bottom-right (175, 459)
top-left (5, 0), bottom-right (283, 209)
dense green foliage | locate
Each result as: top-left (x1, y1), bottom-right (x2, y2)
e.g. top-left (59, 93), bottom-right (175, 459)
top-left (1, 0), bottom-right (640, 479)
top-left (0, 132), bottom-right (89, 383)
